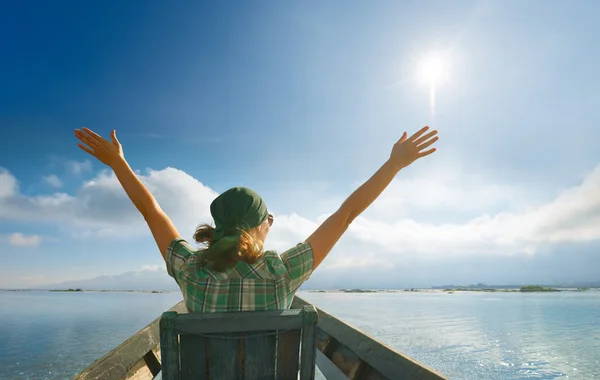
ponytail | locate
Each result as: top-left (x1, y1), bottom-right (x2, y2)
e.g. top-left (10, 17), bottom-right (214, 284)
top-left (193, 224), bottom-right (263, 272)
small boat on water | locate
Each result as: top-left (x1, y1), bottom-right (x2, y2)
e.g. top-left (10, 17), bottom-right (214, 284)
top-left (73, 296), bottom-right (447, 380)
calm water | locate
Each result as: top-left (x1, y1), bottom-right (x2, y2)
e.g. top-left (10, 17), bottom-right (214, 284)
top-left (0, 290), bottom-right (599, 379)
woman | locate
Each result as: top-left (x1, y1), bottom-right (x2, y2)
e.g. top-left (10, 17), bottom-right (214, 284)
top-left (74, 126), bottom-right (438, 313)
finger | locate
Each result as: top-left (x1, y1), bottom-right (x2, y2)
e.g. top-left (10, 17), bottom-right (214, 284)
top-left (396, 131), bottom-right (407, 144)
top-left (418, 148), bottom-right (436, 157)
top-left (407, 126), bottom-right (429, 142)
top-left (111, 130), bottom-right (120, 145)
top-left (413, 130), bottom-right (438, 146)
top-left (82, 127), bottom-right (105, 143)
top-left (77, 143), bottom-right (96, 156)
top-left (75, 130), bottom-right (100, 147)
top-left (417, 136), bottom-right (439, 151)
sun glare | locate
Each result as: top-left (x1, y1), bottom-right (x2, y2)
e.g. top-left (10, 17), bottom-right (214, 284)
top-left (417, 53), bottom-right (447, 86)
top-left (414, 51), bottom-right (451, 125)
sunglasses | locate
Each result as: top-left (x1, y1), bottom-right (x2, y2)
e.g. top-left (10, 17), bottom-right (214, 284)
top-left (267, 214), bottom-right (274, 227)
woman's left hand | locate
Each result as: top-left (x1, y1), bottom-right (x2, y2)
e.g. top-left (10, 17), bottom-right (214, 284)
top-left (74, 127), bottom-right (124, 167)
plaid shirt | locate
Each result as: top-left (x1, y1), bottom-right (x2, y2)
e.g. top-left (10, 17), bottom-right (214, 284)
top-left (165, 238), bottom-right (314, 313)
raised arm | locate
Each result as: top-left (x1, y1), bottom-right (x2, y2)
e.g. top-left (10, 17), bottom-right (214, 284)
top-left (74, 128), bottom-right (180, 260)
top-left (306, 126), bottom-right (438, 270)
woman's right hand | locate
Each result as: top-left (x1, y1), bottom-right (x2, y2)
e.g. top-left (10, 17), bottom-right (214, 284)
top-left (74, 127), bottom-right (124, 167)
top-left (389, 126), bottom-right (438, 170)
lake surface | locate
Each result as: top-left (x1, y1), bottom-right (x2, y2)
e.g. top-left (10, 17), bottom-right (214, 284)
top-left (0, 290), bottom-right (598, 379)
top-left (302, 291), bottom-right (600, 380)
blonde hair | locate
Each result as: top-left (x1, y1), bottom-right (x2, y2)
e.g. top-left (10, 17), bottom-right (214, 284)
top-left (193, 224), bottom-right (264, 272)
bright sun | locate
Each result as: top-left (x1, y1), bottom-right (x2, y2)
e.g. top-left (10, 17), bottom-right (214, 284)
top-left (414, 51), bottom-right (451, 123)
top-left (417, 53), bottom-right (447, 86)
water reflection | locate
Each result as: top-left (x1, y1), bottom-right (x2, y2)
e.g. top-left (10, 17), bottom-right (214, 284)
top-left (299, 291), bottom-right (600, 380)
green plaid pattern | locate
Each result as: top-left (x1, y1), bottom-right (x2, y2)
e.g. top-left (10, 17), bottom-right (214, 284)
top-left (166, 238), bottom-right (314, 313)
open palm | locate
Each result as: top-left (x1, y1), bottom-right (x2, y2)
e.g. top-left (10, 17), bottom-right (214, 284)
top-left (74, 127), bottom-right (124, 167)
top-left (390, 126), bottom-right (438, 169)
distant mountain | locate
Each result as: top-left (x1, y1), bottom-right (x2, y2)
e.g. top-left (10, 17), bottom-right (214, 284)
top-left (35, 266), bottom-right (600, 292)
top-left (40, 268), bottom-right (180, 291)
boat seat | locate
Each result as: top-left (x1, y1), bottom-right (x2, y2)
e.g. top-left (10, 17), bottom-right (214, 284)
top-left (158, 305), bottom-right (318, 380)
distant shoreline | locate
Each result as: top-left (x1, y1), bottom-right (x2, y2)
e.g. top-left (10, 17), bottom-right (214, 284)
top-left (307, 286), bottom-right (598, 294)
top-left (0, 289), bottom-right (177, 293)
top-left (1, 287), bottom-right (598, 294)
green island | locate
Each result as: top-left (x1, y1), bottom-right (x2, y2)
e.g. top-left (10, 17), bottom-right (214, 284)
top-left (519, 285), bottom-right (560, 292)
top-left (340, 289), bottom-right (378, 293)
top-left (443, 288), bottom-right (516, 292)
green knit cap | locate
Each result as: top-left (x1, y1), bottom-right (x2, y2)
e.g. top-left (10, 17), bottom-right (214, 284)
top-left (202, 187), bottom-right (269, 260)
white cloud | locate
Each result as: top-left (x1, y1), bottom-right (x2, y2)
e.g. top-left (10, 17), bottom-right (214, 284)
top-left (67, 159), bottom-right (92, 175)
top-left (0, 162), bottom-right (599, 269)
top-left (43, 174), bottom-right (63, 188)
top-left (7, 233), bottom-right (42, 247)
top-left (0, 166), bottom-right (217, 239)
top-left (140, 264), bottom-right (163, 272)
top-left (0, 169), bottom-right (17, 198)
top-left (346, 164), bottom-right (600, 258)
top-left (362, 158), bottom-right (538, 224)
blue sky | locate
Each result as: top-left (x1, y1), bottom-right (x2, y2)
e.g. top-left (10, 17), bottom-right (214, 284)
top-left (1, 0), bottom-right (599, 289)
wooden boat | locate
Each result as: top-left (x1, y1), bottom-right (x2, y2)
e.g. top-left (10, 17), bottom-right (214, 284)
top-left (72, 296), bottom-right (447, 380)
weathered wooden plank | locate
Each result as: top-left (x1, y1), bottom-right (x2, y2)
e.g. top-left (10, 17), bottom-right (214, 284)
top-left (291, 297), bottom-right (446, 380)
top-left (276, 330), bottom-right (301, 380)
top-left (73, 301), bottom-right (187, 380)
top-left (179, 334), bottom-right (207, 379)
top-left (323, 338), bottom-right (363, 378)
top-left (143, 350), bottom-right (162, 377)
top-left (178, 308), bottom-right (300, 322)
top-left (174, 309), bottom-right (304, 334)
top-left (318, 330), bottom-right (392, 380)
top-left (315, 328), bottom-right (331, 352)
top-left (315, 350), bottom-right (350, 380)
top-left (160, 311), bottom-right (180, 379)
top-left (357, 365), bottom-right (392, 380)
top-left (207, 333), bottom-right (242, 379)
top-left (244, 331), bottom-right (277, 379)
top-left (299, 305), bottom-right (318, 380)
top-left (124, 357), bottom-right (154, 380)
